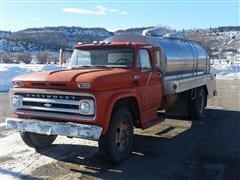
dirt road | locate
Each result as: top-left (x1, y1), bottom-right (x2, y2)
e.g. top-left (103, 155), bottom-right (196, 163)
top-left (0, 80), bottom-right (239, 180)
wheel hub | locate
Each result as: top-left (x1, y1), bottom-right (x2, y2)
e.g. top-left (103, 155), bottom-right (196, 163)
top-left (115, 119), bottom-right (130, 153)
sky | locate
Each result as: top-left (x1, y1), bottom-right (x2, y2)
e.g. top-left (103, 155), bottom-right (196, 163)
top-left (0, 0), bottom-right (239, 32)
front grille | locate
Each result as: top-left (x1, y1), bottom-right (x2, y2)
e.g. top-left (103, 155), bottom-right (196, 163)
top-left (15, 92), bottom-right (95, 118)
top-left (22, 101), bottom-right (79, 109)
top-left (16, 93), bottom-right (82, 100)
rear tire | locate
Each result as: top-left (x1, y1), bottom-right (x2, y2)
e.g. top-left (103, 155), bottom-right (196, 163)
top-left (98, 107), bottom-right (133, 164)
top-left (189, 87), bottom-right (206, 119)
top-left (20, 132), bottom-right (57, 150)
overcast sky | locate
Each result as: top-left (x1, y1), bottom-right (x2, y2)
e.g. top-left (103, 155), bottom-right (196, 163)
top-left (0, 0), bottom-right (239, 31)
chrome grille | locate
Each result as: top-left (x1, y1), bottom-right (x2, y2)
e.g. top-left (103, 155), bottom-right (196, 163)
top-left (16, 93), bottom-right (81, 100)
top-left (22, 101), bottom-right (79, 109)
top-left (14, 92), bottom-right (95, 119)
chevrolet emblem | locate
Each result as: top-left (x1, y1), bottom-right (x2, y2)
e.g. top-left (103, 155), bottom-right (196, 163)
top-left (43, 103), bottom-right (52, 108)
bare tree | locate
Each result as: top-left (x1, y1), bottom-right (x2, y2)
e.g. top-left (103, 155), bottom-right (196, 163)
top-left (36, 51), bottom-right (49, 64)
top-left (185, 31), bottom-right (214, 54)
top-left (1, 54), bottom-right (14, 63)
top-left (16, 52), bottom-right (32, 64)
top-left (50, 56), bottom-right (59, 64)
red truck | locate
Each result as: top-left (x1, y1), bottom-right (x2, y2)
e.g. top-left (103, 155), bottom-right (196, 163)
top-left (6, 33), bottom-right (216, 163)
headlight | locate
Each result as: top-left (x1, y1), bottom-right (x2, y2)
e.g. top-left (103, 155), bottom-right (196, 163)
top-left (11, 95), bottom-right (22, 109)
top-left (79, 99), bottom-right (95, 115)
top-left (13, 81), bottom-right (24, 87)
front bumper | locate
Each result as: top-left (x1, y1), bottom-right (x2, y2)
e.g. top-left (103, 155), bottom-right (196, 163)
top-left (6, 118), bottom-right (102, 141)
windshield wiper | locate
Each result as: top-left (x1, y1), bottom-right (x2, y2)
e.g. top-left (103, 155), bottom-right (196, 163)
top-left (72, 65), bottom-right (111, 69)
top-left (93, 65), bottom-right (111, 68)
top-left (71, 65), bottom-right (111, 69)
top-left (71, 66), bottom-right (92, 69)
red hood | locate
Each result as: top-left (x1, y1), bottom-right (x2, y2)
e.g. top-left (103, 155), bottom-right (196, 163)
top-left (13, 68), bottom-right (136, 90)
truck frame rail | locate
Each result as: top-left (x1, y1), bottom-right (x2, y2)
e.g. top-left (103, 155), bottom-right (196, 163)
top-left (164, 73), bottom-right (216, 97)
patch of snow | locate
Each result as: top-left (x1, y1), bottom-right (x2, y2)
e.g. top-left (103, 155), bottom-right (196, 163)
top-left (0, 131), bottom-right (97, 178)
top-left (211, 61), bottom-right (240, 80)
top-left (41, 64), bottom-right (61, 71)
top-left (0, 64), bottom-right (61, 92)
top-left (0, 122), bottom-right (6, 127)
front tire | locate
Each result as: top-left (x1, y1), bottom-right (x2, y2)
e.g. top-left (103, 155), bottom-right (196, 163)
top-left (20, 132), bottom-right (57, 150)
top-left (98, 107), bottom-right (133, 164)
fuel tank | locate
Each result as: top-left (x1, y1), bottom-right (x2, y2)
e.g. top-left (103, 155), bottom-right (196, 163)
top-left (105, 34), bottom-right (210, 77)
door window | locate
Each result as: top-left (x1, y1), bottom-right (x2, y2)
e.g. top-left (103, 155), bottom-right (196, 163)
top-left (138, 49), bottom-right (152, 69)
top-left (155, 49), bottom-right (161, 68)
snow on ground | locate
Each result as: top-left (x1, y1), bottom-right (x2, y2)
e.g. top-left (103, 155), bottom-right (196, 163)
top-left (0, 61), bottom-right (239, 92)
top-left (211, 61), bottom-right (240, 80)
top-left (0, 64), bottom-right (61, 92)
top-left (0, 131), bottom-right (97, 179)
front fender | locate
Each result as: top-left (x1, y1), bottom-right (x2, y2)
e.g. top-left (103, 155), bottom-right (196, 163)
top-left (101, 91), bottom-right (141, 135)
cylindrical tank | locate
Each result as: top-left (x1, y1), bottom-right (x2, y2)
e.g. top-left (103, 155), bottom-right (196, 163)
top-left (151, 38), bottom-right (209, 76)
top-left (105, 34), bottom-right (210, 77)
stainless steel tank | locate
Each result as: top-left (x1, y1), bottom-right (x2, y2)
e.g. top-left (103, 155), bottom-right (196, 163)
top-left (151, 38), bottom-right (209, 76)
top-left (105, 34), bottom-right (210, 77)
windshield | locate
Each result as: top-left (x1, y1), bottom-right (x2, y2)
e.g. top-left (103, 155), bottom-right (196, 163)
top-left (69, 47), bottom-right (134, 68)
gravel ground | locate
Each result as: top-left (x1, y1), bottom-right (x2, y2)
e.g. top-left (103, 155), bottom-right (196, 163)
top-left (0, 80), bottom-right (239, 180)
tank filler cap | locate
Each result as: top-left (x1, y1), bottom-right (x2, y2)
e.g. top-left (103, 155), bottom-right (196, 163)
top-left (142, 27), bottom-right (169, 37)
top-left (142, 27), bottom-right (187, 40)
top-left (99, 41), bottom-right (105, 45)
top-left (163, 32), bottom-right (187, 39)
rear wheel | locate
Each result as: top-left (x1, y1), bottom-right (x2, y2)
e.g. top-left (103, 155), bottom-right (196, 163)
top-left (98, 107), bottom-right (133, 164)
top-left (189, 87), bottom-right (206, 119)
top-left (20, 132), bottom-right (57, 150)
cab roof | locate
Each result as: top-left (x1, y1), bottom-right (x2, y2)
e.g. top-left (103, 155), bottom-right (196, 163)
top-left (74, 34), bottom-right (152, 49)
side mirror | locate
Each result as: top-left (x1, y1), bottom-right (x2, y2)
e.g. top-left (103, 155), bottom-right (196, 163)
top-left (59, 48), bottom-right (73, 68)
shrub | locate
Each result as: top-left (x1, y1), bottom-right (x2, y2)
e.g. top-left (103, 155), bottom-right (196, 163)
top-left (1, 55), bottom-right (13, 63)
top-left (16, 52), bottom-right (32, 64)
top-left (36, 51), bottom-right (49, 64)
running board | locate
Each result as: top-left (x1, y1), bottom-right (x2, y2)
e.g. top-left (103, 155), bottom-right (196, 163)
top-left (142, 116), bottom-right (165, 129)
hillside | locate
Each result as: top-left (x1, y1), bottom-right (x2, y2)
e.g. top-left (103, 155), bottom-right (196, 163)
top-left (0, 26), bottom-right (239, 63)
top-left (0, 26), bottom-right (114, 53)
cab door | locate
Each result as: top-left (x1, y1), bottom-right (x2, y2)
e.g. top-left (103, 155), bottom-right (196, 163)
top-left (137, 48), bottom-right (162, 112)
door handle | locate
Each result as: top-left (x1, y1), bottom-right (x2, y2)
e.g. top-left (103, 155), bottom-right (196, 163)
top-left (133, 75), bottom-right (140, 85)
top-left (134, 75), bottom-right (140, 80)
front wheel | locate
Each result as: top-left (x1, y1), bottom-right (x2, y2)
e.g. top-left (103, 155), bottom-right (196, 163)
top-left (20, 132), bottom-right (57, 150)
top-left (98, 107), bottom-right (133, 164)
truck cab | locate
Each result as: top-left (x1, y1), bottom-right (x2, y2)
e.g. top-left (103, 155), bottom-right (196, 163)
top-left (6, 34), bottom-right (216, 163)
